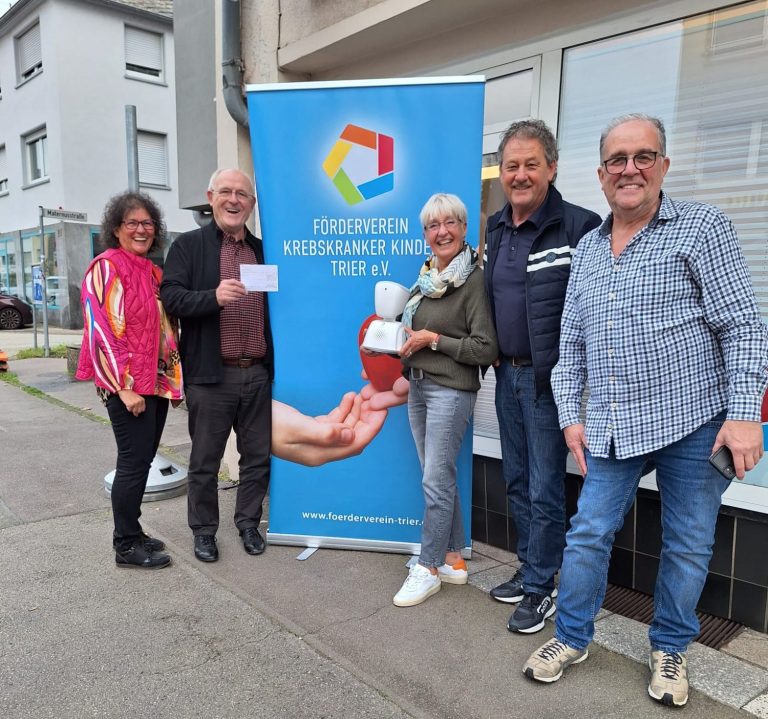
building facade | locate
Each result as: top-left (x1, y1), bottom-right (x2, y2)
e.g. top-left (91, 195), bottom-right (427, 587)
top-left (173, 0), bottom-right (768, 632)
top-left (0, 0), bottom-right (194, 327)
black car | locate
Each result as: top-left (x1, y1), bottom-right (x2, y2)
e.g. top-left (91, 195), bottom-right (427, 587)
top-left (0, 292), bottom-right (34, 330)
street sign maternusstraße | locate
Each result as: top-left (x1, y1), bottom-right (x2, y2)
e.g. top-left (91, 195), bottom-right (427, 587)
top-left (40, 207), bottom-right (88, 222)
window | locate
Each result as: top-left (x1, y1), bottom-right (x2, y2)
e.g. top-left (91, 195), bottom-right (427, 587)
top-left (711, 5), bottom-right (767, 52)
top-left (557, 0), bottom-right (768, 490)
top-left (15, 21), bottom-right (42, 83)
top-left (23, 127), bottom-right (48, 185)
top-left (0, 145), bottom-right (8, 194)
top-left (137, 130), bottom-right (168, 187)
top-left (125, 26), bottom-right (164, 81)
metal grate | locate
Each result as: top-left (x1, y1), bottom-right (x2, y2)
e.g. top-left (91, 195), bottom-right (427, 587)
top-left (602, 584), bottom-right (745, 650)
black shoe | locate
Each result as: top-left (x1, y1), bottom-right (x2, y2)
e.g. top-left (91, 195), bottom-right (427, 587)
top-left (113, 531), bottom-right (165, 552)
top-left (490, 569), bottom-right (526, 604)
top-left (141, 531), bottom-right (165, 552)
top-left (240, 527), bottom-right (265, 555)
top-left (508, 592), bottom-right (557, 634)
top-left (115, 542), bottom-right (171, 570)
top-left (194, 535), bottom-right (219, 562)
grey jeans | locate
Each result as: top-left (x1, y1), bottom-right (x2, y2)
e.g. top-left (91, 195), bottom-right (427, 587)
top-left (408, 373), bottom-right (476, 568)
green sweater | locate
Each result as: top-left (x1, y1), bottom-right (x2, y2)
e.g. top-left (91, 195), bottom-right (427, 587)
top-left (403, 266), bottom-right (498, 392)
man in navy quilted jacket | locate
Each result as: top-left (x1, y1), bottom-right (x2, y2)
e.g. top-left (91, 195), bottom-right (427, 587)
top-left (484, 120), bottom-right (600, 634)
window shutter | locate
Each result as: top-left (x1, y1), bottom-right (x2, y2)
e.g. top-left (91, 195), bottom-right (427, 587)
top-left (125, 26), bottom-right (162, 77)
top-left (137, 132), bottom-right (168, 186)
top-left (17, 23), bottom-right (42, 77)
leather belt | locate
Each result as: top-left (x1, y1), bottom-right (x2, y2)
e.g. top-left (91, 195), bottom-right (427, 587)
top-left (506, 355), bottom-right (533, 367)
top-left (221, 357), bottom-right (262, 368)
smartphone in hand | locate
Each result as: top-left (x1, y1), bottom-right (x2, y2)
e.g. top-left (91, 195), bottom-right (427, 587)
top-left (709, 446), bottom-right (736, 480)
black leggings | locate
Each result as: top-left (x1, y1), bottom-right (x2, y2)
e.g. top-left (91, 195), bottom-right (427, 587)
top-left (106, 394), bottom-right (169, 549)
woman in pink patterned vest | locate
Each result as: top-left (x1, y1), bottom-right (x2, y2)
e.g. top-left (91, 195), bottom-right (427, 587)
top-left (77, 191), bottom-right (182, 570)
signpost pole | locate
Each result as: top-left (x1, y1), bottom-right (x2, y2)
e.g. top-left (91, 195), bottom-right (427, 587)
top-left (38, 207), bottom-right (50, 357)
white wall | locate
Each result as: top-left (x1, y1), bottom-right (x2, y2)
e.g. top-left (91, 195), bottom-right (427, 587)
top-left (0, 0), bottom-right (194, 234)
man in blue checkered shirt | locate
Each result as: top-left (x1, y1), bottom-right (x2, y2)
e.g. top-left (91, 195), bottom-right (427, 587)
top-left (523, 113), bottom-right (768, 707)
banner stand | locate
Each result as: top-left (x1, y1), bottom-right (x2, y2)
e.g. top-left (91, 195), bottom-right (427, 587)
top-left (247, 76), bottom-right (486, 556)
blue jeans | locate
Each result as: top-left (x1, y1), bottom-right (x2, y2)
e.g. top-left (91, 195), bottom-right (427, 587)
top-left (555, 412), bottom-right (730, 653)
top-left (495, 363), bottom-right (568, 595)
top-left (408, 375), bottom-right (475, 568)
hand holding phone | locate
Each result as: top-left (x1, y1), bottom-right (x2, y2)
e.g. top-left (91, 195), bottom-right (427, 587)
top-left (709, 446), bottom-right (736, 480)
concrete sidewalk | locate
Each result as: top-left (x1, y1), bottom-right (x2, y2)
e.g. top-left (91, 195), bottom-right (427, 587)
top-left (2, 358), bottom-right (768, 718)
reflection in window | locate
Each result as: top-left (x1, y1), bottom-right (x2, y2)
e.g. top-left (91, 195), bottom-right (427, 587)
top-left (557, 0), bottom-right (768, 489)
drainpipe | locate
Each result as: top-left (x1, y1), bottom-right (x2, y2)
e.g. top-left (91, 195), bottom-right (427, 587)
top-left (222, 0), bottom-right (249, 128)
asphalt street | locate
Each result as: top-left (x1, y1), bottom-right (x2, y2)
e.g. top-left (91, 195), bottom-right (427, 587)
top-left (1, 351), bottom-right (767, 718)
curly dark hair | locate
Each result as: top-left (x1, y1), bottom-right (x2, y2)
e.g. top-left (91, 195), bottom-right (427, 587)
top-left (101, 191), bottom-right (167, 250)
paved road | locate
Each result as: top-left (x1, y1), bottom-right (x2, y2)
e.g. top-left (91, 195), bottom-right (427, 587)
top-left (0, 325), bottom-right (82, 357)
top-left (1, 361), bottom-right (766, 718)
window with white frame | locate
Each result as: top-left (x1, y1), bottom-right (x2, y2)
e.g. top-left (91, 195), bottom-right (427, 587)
top-left (0, 145), bottom-right (8, 194)
top-left (556, 0), bottom-right (768, 491)
top-left (125, 26), bottom-right (164, 81)
top-left (137, 131), bottom-right (168, 187)
top-left (23, 127), bottom-right (48, 184)
top-left (15, 21), bottom-right (42, 83)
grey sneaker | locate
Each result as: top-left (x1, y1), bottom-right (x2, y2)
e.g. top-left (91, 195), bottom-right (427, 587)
top-left (523, 638), bottom-right (589, 682)
top-left (648, 650), bottom-right (688, 707)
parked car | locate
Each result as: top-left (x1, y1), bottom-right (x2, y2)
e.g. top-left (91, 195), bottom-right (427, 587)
top-left (0, 293), bottom-right (34, 330)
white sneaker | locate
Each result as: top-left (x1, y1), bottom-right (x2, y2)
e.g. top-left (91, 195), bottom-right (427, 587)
top-left (393, 564), bottom-right (441, 607)
top-left (437, 559), bottom-right (468, 585)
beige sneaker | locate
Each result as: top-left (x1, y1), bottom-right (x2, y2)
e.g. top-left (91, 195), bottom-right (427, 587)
top-left (648, 650), bottom-right (688, 707)
top-left (523, 638), bottom-right (589, 682)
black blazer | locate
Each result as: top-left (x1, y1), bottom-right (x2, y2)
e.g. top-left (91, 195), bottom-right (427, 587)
top-left (160, 220), bottom-right (274, 384)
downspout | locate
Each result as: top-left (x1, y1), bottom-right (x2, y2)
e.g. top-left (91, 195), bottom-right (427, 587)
top-left (222, 0), bottom-right (249, 128)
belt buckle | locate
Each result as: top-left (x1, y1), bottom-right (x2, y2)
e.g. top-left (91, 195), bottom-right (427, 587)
top-left (411, 368), bottom-right (424, 380)
top-left (509, 356), bottom-right (530, 367)
top-left (238, 358), bottom-right (253, 368)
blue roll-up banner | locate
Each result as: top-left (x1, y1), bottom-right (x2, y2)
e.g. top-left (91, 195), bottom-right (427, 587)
top-left (246, 77), bottom-right (486, 554)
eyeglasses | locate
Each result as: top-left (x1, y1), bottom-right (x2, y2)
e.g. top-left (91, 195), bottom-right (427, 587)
top-left (602, 151), bottom-right (660, 175)
top-left (425, 218), bottom-right (461, 233)
top-left (212, 188), bottom-right (253, 201)
top-left (121, 219), bottom-right (156, 231)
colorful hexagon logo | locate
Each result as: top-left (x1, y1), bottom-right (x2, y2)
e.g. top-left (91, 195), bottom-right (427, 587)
top-left (322, 124), bottom-right (394, 205)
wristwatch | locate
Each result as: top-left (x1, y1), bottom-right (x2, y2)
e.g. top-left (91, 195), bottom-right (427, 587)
top-left (430, 334), bottom-right (440, 351)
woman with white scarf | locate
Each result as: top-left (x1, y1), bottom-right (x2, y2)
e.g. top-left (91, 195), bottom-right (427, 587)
top-left (393, 193), bottom-right (498, 607)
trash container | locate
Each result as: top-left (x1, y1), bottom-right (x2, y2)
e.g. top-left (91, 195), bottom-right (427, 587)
top-left (66, 345), bottom-right (80, 380)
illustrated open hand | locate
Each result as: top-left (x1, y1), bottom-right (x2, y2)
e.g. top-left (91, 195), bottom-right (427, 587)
top-left (271, 392), bottom-right (388, 466)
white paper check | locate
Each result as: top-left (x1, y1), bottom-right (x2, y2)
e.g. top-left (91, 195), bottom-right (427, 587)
top-left (240, 264), bottom-right (278, 292)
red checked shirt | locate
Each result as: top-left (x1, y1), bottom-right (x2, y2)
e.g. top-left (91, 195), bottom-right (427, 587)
top-left (219, 232), bottom-right (267, 359)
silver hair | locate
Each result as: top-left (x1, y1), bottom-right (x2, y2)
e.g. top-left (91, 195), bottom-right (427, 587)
top-left (419, 193), bottom-right (468, 229)
top-left (599, 113), bottom-right (667, 158)
top-left (207, 168), bottom-right (255, 194)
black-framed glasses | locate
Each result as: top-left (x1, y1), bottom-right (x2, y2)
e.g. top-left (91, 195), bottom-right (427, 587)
top-left (121, 219), bottom-right (156, 231)
top-left (602, 151), bottom-right (660, 175)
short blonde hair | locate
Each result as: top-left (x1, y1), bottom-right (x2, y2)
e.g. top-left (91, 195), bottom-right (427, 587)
top-left (419, 193), bottom-right (468, 229)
